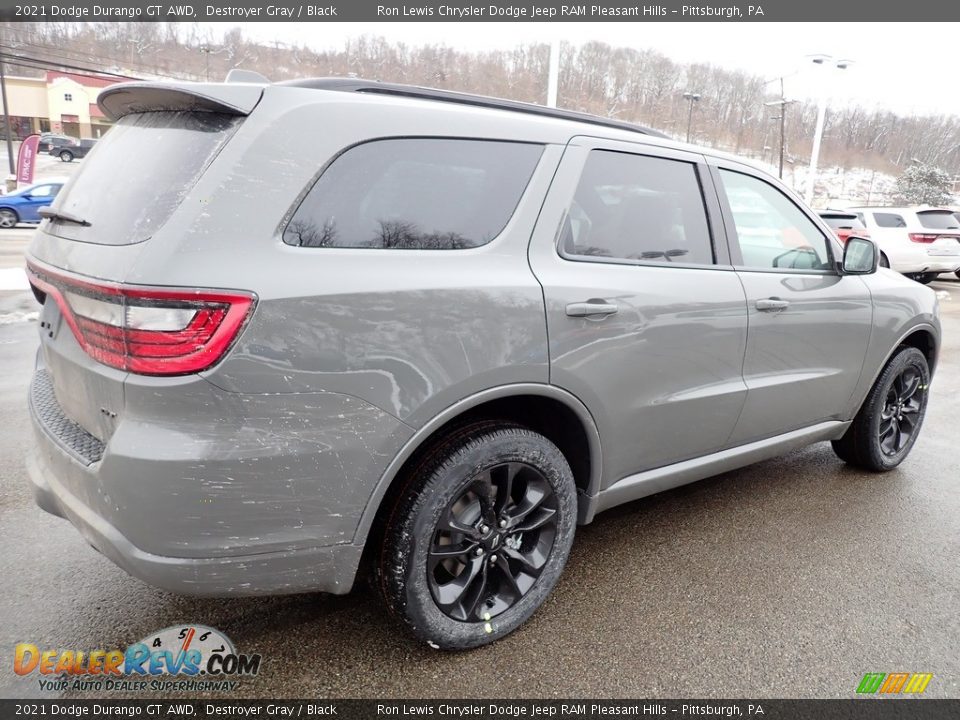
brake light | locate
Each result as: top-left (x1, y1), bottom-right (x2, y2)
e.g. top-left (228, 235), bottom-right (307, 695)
top-left (909, 233), bottom-right (939, 243)
top-left (26, 261), bottom-right (255, 376)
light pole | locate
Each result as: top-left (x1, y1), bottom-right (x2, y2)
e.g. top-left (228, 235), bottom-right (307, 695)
top-left (546, 38), bottom-right (560, 108)
top-left (804, 55), bottom-right (852, 204)
top-left (682, 92), bottom-right (701, 143)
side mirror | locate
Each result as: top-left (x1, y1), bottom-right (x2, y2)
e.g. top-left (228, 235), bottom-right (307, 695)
top-left (842, 236), bottom-right (878, 274)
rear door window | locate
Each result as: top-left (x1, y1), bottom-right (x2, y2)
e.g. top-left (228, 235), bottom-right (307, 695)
top-left (560, 150), bottom-right (714, 265)
top-left (47, 111), bottom-right (242, 245)
top-left (283, 138), bottom-right (543, 249)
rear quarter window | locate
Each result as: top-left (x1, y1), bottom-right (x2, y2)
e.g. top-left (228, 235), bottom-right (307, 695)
top-left (873, 212), bottom-right (907, 228)
top-left (283, 138), bottom-right (543, 249)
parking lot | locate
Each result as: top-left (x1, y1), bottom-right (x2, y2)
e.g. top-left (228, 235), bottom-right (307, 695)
top-left (0, 224), bottom-right (957, 699)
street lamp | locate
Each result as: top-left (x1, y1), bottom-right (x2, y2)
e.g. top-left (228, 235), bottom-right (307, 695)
top-left (805, 55), bottom-right (853, 204)
top-left (682, 92), bottom-right (701, 143)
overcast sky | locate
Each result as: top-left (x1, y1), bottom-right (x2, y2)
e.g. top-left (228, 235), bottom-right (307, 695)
top-left (209, 22), bottom-right (953, 117)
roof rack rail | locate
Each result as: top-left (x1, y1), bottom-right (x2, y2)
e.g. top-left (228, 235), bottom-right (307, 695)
top-left (277, 77), bottom-right (668, 139)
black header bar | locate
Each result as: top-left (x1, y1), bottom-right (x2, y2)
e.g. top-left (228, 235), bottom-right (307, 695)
top-left (0, 699), bottom-right (958, 720)
top-left (1, 0), bottom-right (959, 22)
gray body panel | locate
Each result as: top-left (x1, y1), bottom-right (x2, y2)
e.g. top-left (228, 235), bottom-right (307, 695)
top-left (25, 79), bottom-right (941, 596)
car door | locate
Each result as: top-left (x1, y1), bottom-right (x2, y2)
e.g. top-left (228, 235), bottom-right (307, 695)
top-left (528, 138), bottom-right (749, 485)
top-left (711, 161), bottom-right (873, 444)
top-left (20, 184), bottom-right (61, 222)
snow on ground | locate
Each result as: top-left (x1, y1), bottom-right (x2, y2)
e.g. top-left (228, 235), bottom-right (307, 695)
top-left (0, 268), bottom-right (28, 291)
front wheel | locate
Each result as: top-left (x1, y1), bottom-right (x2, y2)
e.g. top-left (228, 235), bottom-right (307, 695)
top-left (832, 346), bottom-right (930, 471)
top-left (377, 423), bottom-right (577, 650)
top-left (0, 208), bottom-right (18, 228)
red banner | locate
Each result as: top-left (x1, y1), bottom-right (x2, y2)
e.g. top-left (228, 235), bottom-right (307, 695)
top-left (16, 134), bottom-right (40, 187)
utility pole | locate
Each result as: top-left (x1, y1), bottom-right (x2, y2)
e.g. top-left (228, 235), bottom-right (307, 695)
top-left (0, 59), bottom-right (14, 175)
top-left (764, 84), bottom-right (796, 180)
top-left (200, 45), bottom-right (211, 81)
top-left (682, 92), bottom-right (701, 143)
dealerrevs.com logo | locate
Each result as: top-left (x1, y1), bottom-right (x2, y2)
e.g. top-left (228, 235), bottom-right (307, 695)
top-left (14, 625), bottom-right (261, 693)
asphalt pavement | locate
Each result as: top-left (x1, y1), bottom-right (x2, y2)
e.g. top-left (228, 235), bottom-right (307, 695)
top-left (0, 243), bottom-right (957, 698)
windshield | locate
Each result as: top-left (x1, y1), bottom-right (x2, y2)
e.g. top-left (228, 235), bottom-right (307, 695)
top-left (46, 111), bottom-right (241, 245)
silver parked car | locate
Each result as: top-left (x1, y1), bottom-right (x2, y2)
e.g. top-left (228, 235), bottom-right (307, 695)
top-left (26, 76), bottom-right (940, 650)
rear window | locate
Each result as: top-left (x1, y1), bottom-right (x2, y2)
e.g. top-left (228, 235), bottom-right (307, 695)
top-left (283, 138), bottom-right (543, 249)
top-left (47, 111), bottom-right (241, 245)
top-left (820, 214), bottom-right (866, 230)
top-left (917, 210), bottom-right (960, 230)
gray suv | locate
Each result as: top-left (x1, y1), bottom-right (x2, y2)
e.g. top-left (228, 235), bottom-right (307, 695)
top-left (25, 76), bottom-right (940, 650)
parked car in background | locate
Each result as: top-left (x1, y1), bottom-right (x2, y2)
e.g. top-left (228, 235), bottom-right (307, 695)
top-left (25, 76), bottom-right (941, 650)
top-left (818, 210), bottom-right (870, 244)
top-left (851, 206), bottom-right (960, 283)
top-left (38, 134), bottom-right (79, 153)
top-left (0, 179), bottom-right (66, 228)
top-left (51, 138), bottom-right (95, 162)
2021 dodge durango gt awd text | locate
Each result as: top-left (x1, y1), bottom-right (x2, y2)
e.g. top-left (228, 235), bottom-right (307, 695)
top-left (25, 76), bottom-right (940, 650)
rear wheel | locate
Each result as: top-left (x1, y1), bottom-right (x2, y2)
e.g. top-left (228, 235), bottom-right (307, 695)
top-left (0, 208), bottom-right (17, 228)
top-left (59, 150), bottom-right (74, 162)
top-left (832, 346), bottom-right (930, 471)
top-left (377, 423), bottom-right (577, 650)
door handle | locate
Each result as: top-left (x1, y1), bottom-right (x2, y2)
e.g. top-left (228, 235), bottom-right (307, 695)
top-left (565, 300), bottom-right (619, 317)
top-left (756, 298), bottom-right (791, 312)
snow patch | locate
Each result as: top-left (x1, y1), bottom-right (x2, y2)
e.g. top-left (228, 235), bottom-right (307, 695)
top-left (0, 268), bottom-right (28, 291)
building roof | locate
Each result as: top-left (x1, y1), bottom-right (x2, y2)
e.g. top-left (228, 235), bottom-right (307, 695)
top-left (46, 71), bottom-right (125, 89)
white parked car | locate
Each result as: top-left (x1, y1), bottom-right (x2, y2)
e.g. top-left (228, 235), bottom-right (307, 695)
top-left (850, 206), bottom-right (960, 283)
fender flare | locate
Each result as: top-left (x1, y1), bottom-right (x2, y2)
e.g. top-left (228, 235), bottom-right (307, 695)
top-left (848, 321), bottom-right (940, 418)
top-left (351, 382), bottom-right (604, 547)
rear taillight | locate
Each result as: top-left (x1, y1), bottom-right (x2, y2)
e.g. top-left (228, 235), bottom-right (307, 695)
top-left (909, 233), bottom-right (939, 244)
top-left (26, 261), bottom-right (255, 376)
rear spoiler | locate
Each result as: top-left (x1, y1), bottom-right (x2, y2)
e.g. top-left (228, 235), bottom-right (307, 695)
top-left (98, 81), bottom-right (264, 121)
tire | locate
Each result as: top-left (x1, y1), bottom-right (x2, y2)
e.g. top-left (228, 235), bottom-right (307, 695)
top-left (879, 253), bottom-right (890, 269)
top-left (0, 208), bottom-right (18, 229)
top-left (377, 422), bottom-right (577, 650)
top-left (955, 270), bottom-right (960, 280)
top-left (914, 273), bottom-right (938, 285)
top-left (832, 346), bottom-right (930, 472)
top-left (59, 150), bottom-right (74, 162)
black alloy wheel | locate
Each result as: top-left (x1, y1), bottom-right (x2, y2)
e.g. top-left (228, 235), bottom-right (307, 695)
top-left (427, 461), bottom-right (559, 622)
top-left (878, 365), bottom-right (925, 457)
top-left (377, 422), bottom-right (577, 649)
top-left (832, 346), bottom-right (930, 471)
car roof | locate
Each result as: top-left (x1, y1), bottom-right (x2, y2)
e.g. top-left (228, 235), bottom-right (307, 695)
top-left (851, 206), bottom-right (954, 213)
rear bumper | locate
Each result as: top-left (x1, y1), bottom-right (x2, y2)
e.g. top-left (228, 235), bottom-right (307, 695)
top-left (27, 446), bottom-right (363, 596)
top-left (887, 245), bottom-right (960, 274)
top-left (26, 367), bottom-right (411, 596)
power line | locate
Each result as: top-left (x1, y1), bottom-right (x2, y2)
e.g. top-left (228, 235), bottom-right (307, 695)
top-left (0, 52), bottom-right (140, 80)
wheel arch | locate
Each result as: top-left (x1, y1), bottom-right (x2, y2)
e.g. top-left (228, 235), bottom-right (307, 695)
top-left (896, 325), bottom-right (939, 376)
top-left (353, 383), bottom-right (604, 553)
